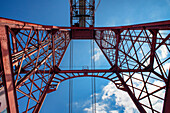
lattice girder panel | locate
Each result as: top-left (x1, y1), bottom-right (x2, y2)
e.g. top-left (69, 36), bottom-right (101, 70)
top-left (121, 71), bottom-right (166, 112)
top-left (5, 25), bottom-right (71, 112)
top-left (154, 30), bottom-right (170, 79)
top-left (94, 26), bottom-right (170, 112)
top-left (95, 30), bottom-right (117, 66)
top-left (118, 29), bottom-right (152, 69)
top-left (70, 0), bottom-right (95, 27)
top-left (49, 70), bottom-right (127, 92)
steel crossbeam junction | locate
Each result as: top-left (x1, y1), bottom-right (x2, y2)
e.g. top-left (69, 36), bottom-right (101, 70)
top-left (0, 0), bottom-right (170, 113)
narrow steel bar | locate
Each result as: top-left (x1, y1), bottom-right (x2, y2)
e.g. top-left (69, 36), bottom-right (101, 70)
top-left (16, 89), bottom-right (38, 103)
top-left (156, 33), bottom-right (170, 50)
top-left (114, 29), bottom-right (121, 67)
top-left (52, 32), bottom-right (55, 67)
top-left (70, 0), bottom-right (73, 26)
top-left (150, 29), bottom-right (158, 68)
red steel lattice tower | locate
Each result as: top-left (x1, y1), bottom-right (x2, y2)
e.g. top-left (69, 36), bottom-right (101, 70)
top-left (0, 0), bottom-right (170, 113)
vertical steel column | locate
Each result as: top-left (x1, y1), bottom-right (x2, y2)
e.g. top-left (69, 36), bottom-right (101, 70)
top-left (52, 32), bottom-right (56, 67)
top-left (149, 29), bottom-right (157, 68)
top-left (0, 26), bottom-right (19, 113)
top-left (114, 29), bottom-right (121, 68)
top-left (163, 68), bottom-right (170, 113)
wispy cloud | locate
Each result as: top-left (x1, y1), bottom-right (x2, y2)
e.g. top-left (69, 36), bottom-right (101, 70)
top-left (84, 102), bottom-right (108, 113)
top-left (109, 110), bottom-right (119, 113)
top-left (157, 45), bottom-right (168, 59)
top-left (102, 82), bottom-right (138, 113)
top-left (90, 93), bottom-right (99, 98)
top-left (83, 87), bottom-right (119, 113)
top-left (163, 63), bottom-right (170, 72)
top-left (166, 0), bottom-right (170, 6)
top-left (92, 48), bottom-right (103, 61)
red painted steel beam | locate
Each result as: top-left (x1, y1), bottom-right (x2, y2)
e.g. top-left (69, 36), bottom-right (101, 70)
top-left (48, 74), bottom-right (114, 93)
top-left (60, 74), bottom-right (113, 82)
top-left (52, 32), bottom-right (55, 67)
top-left (114, 29), bottom-right (121, 67)
top-left (0, 17), bottom-right (44, 28)
top-left (21, 69), bottom-right (150, 74)
top-left (70, 0), bottom-right (73, 26)
top-left (116, 72), bottom-right (146, 113)
top-left (71, 29), bottom-right (94, 39)
top-left (149, 29), bottom-right (158, 68)
top-left (0, 26), bottom-right (19, 113)
top-left (163, 68), bottom-right (170, 113)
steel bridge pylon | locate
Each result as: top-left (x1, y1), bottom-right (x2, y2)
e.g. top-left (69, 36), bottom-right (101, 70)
top-left (0, 17), bottom-right (170, 113)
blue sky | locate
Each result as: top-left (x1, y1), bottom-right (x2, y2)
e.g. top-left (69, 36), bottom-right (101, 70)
top-left (0, 0), bottom-right (170, 113)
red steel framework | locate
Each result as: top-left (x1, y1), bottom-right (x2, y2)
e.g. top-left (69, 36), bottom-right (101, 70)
top-left (0, 2), bottom-right (170, 112)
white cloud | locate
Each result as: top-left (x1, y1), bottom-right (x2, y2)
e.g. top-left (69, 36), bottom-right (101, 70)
top-left (163, 62), bottom-right (170, 72)
top-left (84, 102), bottom-right (108, 113)
top-left (102, 82), bottom-right (138, 113)
top-left (157, 45), bottom-right (168, 59)
top-left (90, 93), bottom-right (99, 98)
top-left (109, 110), bottom-right (119, 113)
top-left (102, 82), bottom-right (116, 100)
top-left (92, 48), bottom-right (102, 61)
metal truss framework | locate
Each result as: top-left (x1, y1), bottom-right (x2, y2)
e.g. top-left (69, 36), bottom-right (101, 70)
top-left (0, 17), bottom-right (170, 113)
top-left (70, 0), bottom-right (95, 27)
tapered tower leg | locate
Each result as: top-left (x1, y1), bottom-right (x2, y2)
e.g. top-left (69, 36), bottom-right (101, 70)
top-left (116, 72), bottom-right (146, 113)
